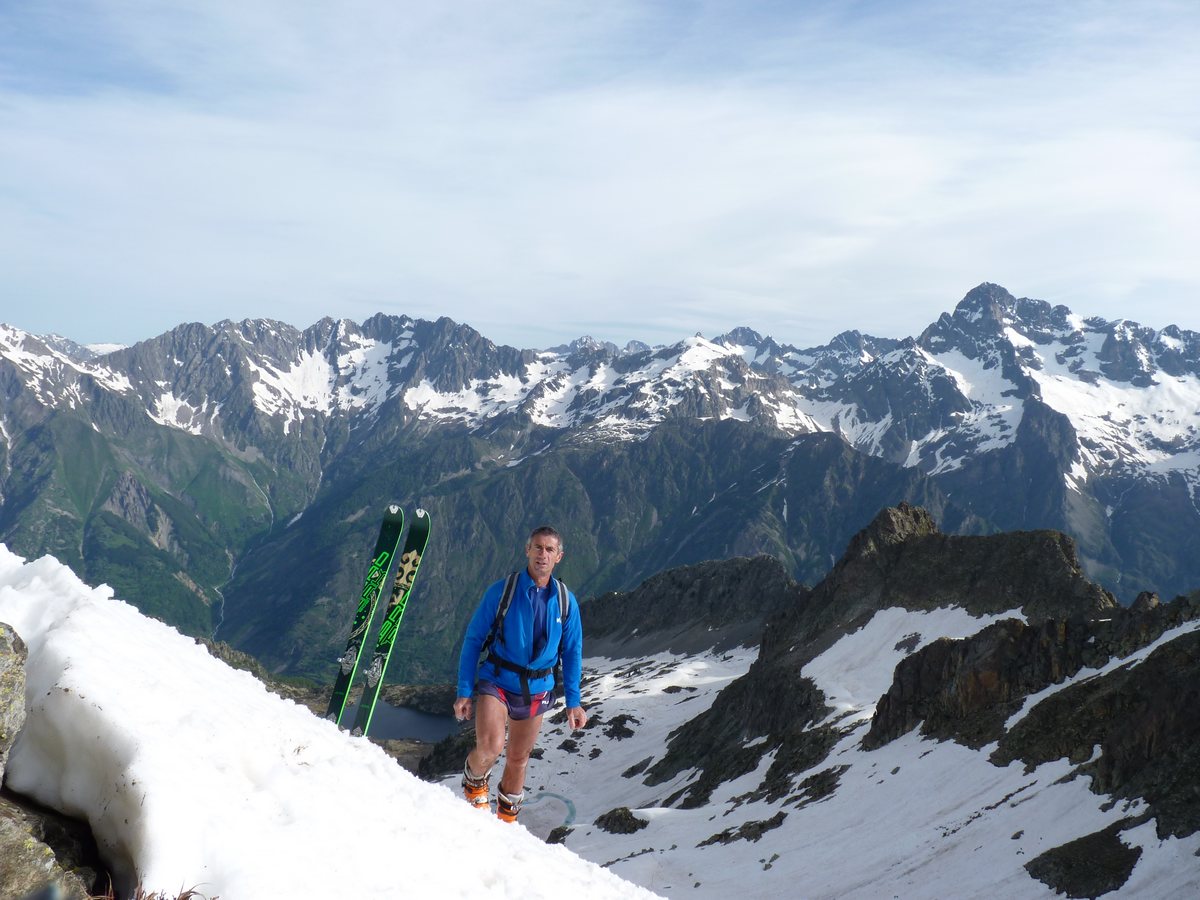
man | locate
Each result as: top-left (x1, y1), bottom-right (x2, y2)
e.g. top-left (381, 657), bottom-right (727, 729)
top-left (453, 526), bottom-right (587, 823)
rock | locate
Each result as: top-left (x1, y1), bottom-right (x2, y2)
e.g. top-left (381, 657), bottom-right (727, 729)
top-left (0, 793), bottom-right (102, 900)
top-left (1025, 820), bottom-right (1143, 898)
top-left (697, 811), bottom-right (787, 846)
top-left (376, 739), bottom-right (435, 775)
top-left (379, 683), bottom-right (457, 716)
top-left (1132, 590), bottom-right (1160, 612)
top-left (584, 555), bottom-right (806, 657)
top-left (417, 725), bottom-right (475, 781)
top-left (866, 593), bottom-right (1200, 753)
top-left (800, 503), bottom-right (1116, 645)
top-left (1, 622), bottom-right (26, 775)
top-left (0, 622), bottom-right (99, 900)
top-left (865, 617), bottom-right (1077, 750)
top-left (994, 626), bottom-right (1200, 839)
top-left (594, 807), bottom-right (649, 834)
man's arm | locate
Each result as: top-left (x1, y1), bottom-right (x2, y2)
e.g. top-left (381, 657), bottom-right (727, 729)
top-left (456, 581), bottom-right (503, 703)
top-left (562, 592), bottom-right (587, 730)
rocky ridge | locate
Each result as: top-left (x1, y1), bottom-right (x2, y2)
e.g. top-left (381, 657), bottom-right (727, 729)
top-left (640, 502), bottom-right (1118, 807)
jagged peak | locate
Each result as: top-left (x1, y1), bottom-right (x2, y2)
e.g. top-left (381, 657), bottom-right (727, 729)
top-left (826, 329), bottom-right (871, 357)
top-left (716, 326), bottom-right (766, 347)
top-left (547, 335), bottom-right (622, 356)
top-left (842, 502), bottom-right (940, 561)
top-left (954, 282), bottom-right (1018, 323)
top-left (817, 503), bottom-right (1115, 623)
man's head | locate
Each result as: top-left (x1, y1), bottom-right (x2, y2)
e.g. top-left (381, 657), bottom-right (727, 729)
top-left (525, 526), bottom-right (564, 584)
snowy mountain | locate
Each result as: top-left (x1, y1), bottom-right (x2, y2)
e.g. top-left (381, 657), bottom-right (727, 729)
top-left (3, 506), bottom-right (1197, 898)
top-left (7, 284), bottom-right (1197, 462)
top-left (2, 284), bottom-right (1200, 685)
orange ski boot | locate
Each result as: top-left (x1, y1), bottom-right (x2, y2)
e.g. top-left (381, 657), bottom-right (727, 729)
top-left (496, 788), bottom-right (524, 823)
top-left (462, 762), bottom-right (491, 810)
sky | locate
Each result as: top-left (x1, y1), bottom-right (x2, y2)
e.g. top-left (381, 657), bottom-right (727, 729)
top-left (1, 1), bottom-right (1198, 352)
top-left (2, 543), bottom-right (1199, 897)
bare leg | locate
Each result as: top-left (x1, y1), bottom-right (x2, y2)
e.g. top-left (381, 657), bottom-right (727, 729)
top-left (498, 713), bottom-right (544, 796)
top-left (467, 693), bottom-right (508, 777)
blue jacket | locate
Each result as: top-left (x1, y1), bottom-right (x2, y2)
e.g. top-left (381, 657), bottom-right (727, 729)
top-left (456, 569), bottom-right (584, 708)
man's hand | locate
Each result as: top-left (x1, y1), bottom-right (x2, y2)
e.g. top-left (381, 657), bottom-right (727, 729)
top-left (566, 705), bottom-right (588, 731)
top-left (454, 696), bottom-right (473, 722)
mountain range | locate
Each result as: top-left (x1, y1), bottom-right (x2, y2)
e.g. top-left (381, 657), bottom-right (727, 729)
top-left (2, 282), bottom-right (1199, 685)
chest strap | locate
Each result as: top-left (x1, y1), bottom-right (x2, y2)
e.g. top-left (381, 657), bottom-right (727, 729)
top-left (486, 652), bottom-right (553, 706)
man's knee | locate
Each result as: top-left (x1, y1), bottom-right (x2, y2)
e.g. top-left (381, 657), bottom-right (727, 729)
top-left (473, 739), bottom-right (504, 768)
top-left (505, 745), bottom-right (533, 767)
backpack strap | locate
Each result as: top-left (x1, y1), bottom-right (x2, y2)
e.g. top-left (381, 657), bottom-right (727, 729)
top-left (477, 571), bottom-right (520, 666)
top-left (552, 579), bottom-right (569, 701)
top-left (478, 572), bottom-right (572, 706)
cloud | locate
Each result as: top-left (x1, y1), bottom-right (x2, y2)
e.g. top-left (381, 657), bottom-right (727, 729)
top-left (1, 1), bottom-right (1198, 349)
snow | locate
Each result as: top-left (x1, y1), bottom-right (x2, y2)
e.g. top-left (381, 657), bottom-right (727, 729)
top-left (8, 309), bottom-right (1198, 484)
top-left (0, 324), bottom-right (134, 406)
top-left (246, 350), bottom-right (336, 430)
top-left (336, 337), bottom-right (399, 414)
top-left (1022, 325), bottom-right (1200, 478)
top-left (0, 545), bottom-right (659, 900)
top-left (85, 343), bottom-right (128, 356)
top-left (932, 348), bottom-right (1023, 448)
top-left (400, 337), bottom-right (747, 435)
top-left (150, 392), bottom-right (212, 435)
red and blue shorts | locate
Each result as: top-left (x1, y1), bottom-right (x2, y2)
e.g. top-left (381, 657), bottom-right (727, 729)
top-left (476, 681), bottom-right (554, 721)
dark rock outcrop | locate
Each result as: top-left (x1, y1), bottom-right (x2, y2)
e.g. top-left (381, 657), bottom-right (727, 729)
top-left (1025, 820), bottom-right (1144, 898)
top-left (799, 502), bottom-right (1115, 640)
top-left (864, 593), bottom-right (1200, 750)
top-left (994, 615), bottom-right (1200, 839)
top-left (584, 555), bottom-right (806, 657)
top-left (594, 807), bottom-right (649, 834)
top-left (379, 683), bottom-right (457, 717)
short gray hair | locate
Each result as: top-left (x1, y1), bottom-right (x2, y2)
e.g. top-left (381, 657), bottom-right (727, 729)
top-left (527, 525), bottom-right (563, 551)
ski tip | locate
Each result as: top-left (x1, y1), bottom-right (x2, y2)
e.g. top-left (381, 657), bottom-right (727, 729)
top-left (416, 508), bottom-right (428, 518)
top-left (387, 503), bottom-right (402, 515)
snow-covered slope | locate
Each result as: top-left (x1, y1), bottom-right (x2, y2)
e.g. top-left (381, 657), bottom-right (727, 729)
top-left (0, 545), bottom-right (658, 900)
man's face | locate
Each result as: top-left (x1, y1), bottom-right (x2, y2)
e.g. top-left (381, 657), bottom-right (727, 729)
top-left (526, 534), bottom-right (564, 581)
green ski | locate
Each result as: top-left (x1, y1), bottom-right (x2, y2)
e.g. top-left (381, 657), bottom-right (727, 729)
top-left (351, 508), bottom-right (431, 737)
top-left (325, 504), bottom-right (405, 725)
